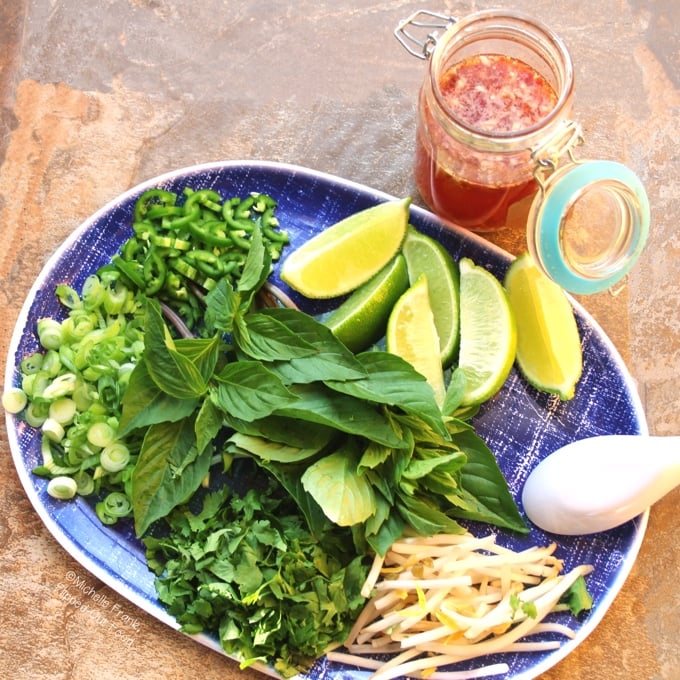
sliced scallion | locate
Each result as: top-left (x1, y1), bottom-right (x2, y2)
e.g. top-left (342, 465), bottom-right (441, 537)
top-left (41, 373), bottom-right (77, 400)
top-left (87, 421), bottom-right (116, 449)
top-left (2, 387), bottom-right (27, 414)
top-left (73, 471), bottom-right (95, 496)
top-left (102, 491), bottom-right (132, 517)
top-left (42, 417), bottom-right (65, 442)
top-left (37, 318), bottom-right (65, 350)
top-left (99, 442), bottom-right (130, 472)
top-left (47, 476), bottom-right (78, 500)
top-left (48, 397), bottom-right (77, 425)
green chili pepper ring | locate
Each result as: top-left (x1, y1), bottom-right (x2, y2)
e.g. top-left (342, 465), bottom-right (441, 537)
top-left (111, 187), bottom-right (289, 334)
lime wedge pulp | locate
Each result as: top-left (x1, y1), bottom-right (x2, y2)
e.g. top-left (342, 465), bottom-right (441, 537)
top-left (386, 274), bottom-right (446, 406)
top-left (504, 252), bottom-right (582, 400)
top-left (280, 197), bottom-right (410, 299)
top-left (457, 258), bottom-right (517, 406)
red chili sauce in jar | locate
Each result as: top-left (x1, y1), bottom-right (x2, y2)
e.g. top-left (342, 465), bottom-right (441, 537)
top-left (415, 54), bottom-right (558, 230)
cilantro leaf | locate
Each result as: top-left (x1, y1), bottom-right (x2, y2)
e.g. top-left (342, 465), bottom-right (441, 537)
top-left (144, 479), bottom-right (369, 677)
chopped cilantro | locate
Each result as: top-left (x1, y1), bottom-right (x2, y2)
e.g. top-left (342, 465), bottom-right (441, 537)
top-left (144, 476), bottom-right (369, 677)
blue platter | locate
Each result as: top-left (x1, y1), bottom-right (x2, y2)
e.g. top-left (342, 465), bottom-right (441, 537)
top-left (4, 161), bottom-right (647, 680)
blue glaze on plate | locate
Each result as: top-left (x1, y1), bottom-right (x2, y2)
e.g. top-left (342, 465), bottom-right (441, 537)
top-left (4, 161), bottom-right (647, 680)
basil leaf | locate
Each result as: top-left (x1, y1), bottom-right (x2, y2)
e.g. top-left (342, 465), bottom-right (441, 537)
top-left (357, 441), bottom-right (393, 472)
top-left (195, 396), bottom-right (224, 455)
top-left (301, 444), bottom-right (377, 526)
top-left (204, 277), bottom-right (242, 334)
top-left (132, 417), bottom-right (212, 536)
top-left (260, 308), bottom-right (367, 383)
top-left (118, 360), bottom-right (199, 437)
top-left (325, 351), bottom-right (447, 438)
top-left (275, 383), bottom-right (405, 448)
top-left (143, 300), bottom-right (208, 399)
top-left (227, 432), bottom-right (328, 463)
top-left (212, 361), bottom-right (299, 421)
top-left (364, 510), bottom-right (405, 557)
top-left (237, 223), bottom-right (271, 295)
top-left (174, 334), bottom-right (223, 384)
top-left (236, 312), bottom-right (317, 361)
top-left (397, 491), bottom-right (466, 536)
top-left (442, 367), bottom-right (467, 416)
top-left (222, 411), bottom-right (337, 449)
top-left (402, 450), bottom-right (467, 480)
top-left (453, 428), bottom-right (528, 533)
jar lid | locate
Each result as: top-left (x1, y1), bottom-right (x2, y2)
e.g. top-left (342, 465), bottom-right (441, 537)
top-left (527, 160), bottom-right (650, 294)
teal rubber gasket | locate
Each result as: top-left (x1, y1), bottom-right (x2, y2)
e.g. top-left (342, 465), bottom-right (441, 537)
top-left (535, 160), bottom-right (650, 294)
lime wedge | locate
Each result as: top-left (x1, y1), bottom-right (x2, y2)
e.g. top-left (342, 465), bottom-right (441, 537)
top-left (504, 252), bottom-right (583, 400)
top-left (324, 254), bottom-right (409, 352)
top-left (386, 274), bottom-right (446, 406)
top-left (402, 227), bottom-right (460, 367)
top-left (458, 258), bottom-right (517, 406)
top-left (280, 198), bottom-right (410, 298)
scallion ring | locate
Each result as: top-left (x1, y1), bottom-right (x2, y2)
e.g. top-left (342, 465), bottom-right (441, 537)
top-left (47, 476), bottom-right (78, 500)
top-left (102, 491), bottom-right (132, 518)
top-left (99, 442), bottom-right (130, 473)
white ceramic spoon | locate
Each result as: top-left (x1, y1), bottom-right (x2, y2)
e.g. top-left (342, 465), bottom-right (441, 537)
top-left (521, 434), bottom-right (680, 535)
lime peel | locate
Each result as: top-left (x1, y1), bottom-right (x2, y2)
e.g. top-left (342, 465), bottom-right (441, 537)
top-left (324, 254), bottom-right (409, 352)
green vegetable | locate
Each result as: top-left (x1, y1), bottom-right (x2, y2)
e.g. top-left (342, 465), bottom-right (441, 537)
top-left (123, 227), bottom-right (527, 544)
top-left (560, 574), bottom-right (594, 616)
top-left (144, 477), bottom-right (369, 677)
top-left (48, 397), bottom-right (77, 425)
top-left (47, 476), bottom-right (78, 500)
top-left (100, 442), bottom-right (131, 472)
top-left (131, 415), bottom-right (213, 534)
top-left (110, 187), bottom-right (289, 335)
top-left (8, 271), bottom-right (146, 510)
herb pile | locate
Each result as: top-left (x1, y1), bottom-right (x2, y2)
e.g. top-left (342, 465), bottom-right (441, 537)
top-left (120, 223), bottom-right (527, 548)
top-left (145, 478), bottom-right (368, 677)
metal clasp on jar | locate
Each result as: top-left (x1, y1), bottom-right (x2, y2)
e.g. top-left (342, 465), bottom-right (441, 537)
top-left (531, 120), bottom-right (585, 189)
top-left (394, 10), bottom-right (457, 59)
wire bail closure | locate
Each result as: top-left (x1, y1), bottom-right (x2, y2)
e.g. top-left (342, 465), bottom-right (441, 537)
top-left (531, 120), bottom-right (585, 189)
top-left (394, 10), bottom-right (457, 59)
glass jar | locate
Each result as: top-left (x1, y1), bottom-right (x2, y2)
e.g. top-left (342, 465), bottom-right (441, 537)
top-left (411, 10), bottom-right (574, 231)
top-left (396, 9), bottom-right (650, 294)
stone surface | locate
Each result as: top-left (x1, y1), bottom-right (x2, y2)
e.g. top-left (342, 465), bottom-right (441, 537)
top-left (0, 1), bottom-right (678, 679)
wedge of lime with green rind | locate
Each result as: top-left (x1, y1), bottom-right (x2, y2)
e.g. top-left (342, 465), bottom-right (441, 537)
top-left (324, 254), bottom-right (409, 352)
top-left (280, 197), bottom-right (411, 299)
top-left (504, 252), bottom-right (583, 400)
top-left (457, 257), bottom-right (517, 406)
top-left (401, 227), bottom-right (460, 368)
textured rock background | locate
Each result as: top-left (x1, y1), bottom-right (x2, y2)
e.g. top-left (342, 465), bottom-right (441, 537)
top-left (0, 1), bottom-right (678, 679)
